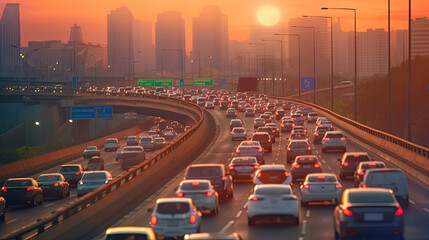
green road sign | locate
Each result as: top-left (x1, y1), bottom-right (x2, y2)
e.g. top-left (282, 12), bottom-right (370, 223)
top-left (138, 79), bottom-right (173, 87)
top-left (193, 78), bottom-right (213, 86)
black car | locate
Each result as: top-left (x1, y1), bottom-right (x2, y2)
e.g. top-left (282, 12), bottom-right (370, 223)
top-left (228, 157), bottom-right (260, 181)
top-left (338, 152), bottom-right (371, 180)
top-left (275, 110), bottom-right (286, 120)
top-left (1, 178), bottom-right (43, 207)
top-left (126, 136), bottom-right (139, 146)
top-left (184, 164), bottom-right (233, 200)
top-left (290, 155), bottom-right (322, 182)
top-left (0, 197), bottom-right (5, 221)
top-left (36, 173), bottom-right (70, 199)
top-left (59, 164), bottom-right (85, 186)
top-left (313, 126), bottom-right (328, 144)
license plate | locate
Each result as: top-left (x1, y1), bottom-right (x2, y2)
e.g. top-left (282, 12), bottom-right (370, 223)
top-left (364, 213), bottom-right (383, 221)
top-left (167, 221), bottom-right (179, 227)
top-left (303, 165), bottom-right (311, 168)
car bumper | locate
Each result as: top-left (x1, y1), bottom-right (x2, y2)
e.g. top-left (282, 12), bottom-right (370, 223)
top-left (151, 224), bottom-right (200, 237)
top-left (322, 143), bottom-right (346, 151)
top-left (339, 220), bottom-right (403, 238)
top-left (232, 135), bottom-right (247, 140)
top-left (42, 188), bottom-right (63, 197)
top-left (191, 197), bottom-right (216, 211)
top-left (301, 190), bottom-right (342, 203)
top-left (248, 204), bottom-right (299, 218)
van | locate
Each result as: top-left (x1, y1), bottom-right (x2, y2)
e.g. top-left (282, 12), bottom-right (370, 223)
top-left (361, 168), bottom-right (409, 208)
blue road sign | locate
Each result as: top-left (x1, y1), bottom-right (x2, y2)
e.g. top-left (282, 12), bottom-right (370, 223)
top-left (301, 77), bottom-right (315, 90)
top-left (97, 105), bottom-right (113, 120)
top-left (218, 78), bottom-right (227, 85)
top-left (72, 76), bottom-right (77, 89)
top-left (71, 106), bottom-right (95, 119)
top-left (180, 78), bottom-right (184, 88)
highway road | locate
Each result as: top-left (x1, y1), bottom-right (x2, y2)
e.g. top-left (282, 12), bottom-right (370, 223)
top-left (0, 124), bottom-right (184, 238)
top-left (92, 103), bottom-right (429, 240)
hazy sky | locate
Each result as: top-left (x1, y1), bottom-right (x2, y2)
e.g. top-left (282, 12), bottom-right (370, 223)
top-left (2, 0), bottom-right (428, 51)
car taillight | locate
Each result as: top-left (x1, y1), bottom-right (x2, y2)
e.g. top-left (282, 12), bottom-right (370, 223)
top-left (343, 162), bottom-right (349, 167)
top-left (258, 148), bottom-right (263, 152)
top-left (257, 172), bottom-right (261, 178)
top-left (341, 137), bottom-right (346, 141)
top-left (236, 149), bottom-right (240, 153)
top-left (53, 183), bottom-right (60, 187)
top-left (395, 204), bottom-right (403, 216)
top-left (229, 166), bottom-right (235, 170)
top-left (362, 184), bottom-right (367, 188)
top-left (268, 139), bottom-right (271, 142)
top-left (314, 163), bottom-right (320, 168)
top-left (287, 147), bottom-right (291, 151)
top-left (151, 215), bottom-right (157, 225)
top-left (1, 188), bottom-right (6, 192)
top-left (315, 133), bottom-right (319, 136)
top-left (335, 184), bottom-right (342, 189)
top-left (75, 171), bottom-right (81, 175)
top-left (190, 214), bottom-right (197, 224)
top-left (294, 164), bottom-right (300, 168)
top-left (26, 187), bottom-right (33, 191)
top-left (307, 146), bottom-right (311, 151)
top-left (324, 138), bottom-right (330, 141)
top-left (358, 171), bottom-right (365, 175)
top-left (343, 207), bottom-right (353, 216)
top-left (204, 191), bottom-right (213, 197)
top-left (249, 196), bottom-right (264, 201)
top-left (177, 192), bottom-right (185, 197)
top-left (253, 165), bottom-right (259, 169)
top-left (303, 184), bottom-right (310, 189)
top-left (285, 171), bottom-right (290, 177)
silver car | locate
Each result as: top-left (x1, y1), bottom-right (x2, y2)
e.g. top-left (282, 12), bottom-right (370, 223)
top-left (104, 138), bottom-right (119, 152)
top-left (300, 173), bottom-right (343, 206)
top-left (176, 180), bottom-right (219, 215)
top-left (153, 137), bottom-right (167, 150)
top-left (321, 131), bottom-right (347, 153)
top-left (105, 227), bottom-right (157, 240)
top-left (77, 171), bottom-right (112, 197)
top-left (139, 136), bottom-right (154, 152)
top-left (231, 127), bottom-right (247, 141)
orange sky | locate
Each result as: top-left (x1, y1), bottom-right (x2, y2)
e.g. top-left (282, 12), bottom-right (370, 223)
top-left (2, 0), bottom-right (429, 52)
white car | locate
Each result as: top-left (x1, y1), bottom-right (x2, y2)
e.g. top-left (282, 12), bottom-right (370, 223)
top-left (239, 141), bottom-right (261, 148)
top-left (247, 184), bottom-right (299, 225)
top-left (300, 173), bottom-right (343, 206)
top-left (231, 127), bottom-right (247, 141)
top-left (104, 138), bottom-right (119, 152)
top-left (321, 131), bottom-right (347, 153)
top-left (315, 117), bottom-right (328, 125)
top-left (253, 165), bottom-right (291, 186)
top-left (150, 198), bottom-right (202, 238)
top-left (176, 180), bottom-right (219, 216)
top-left (104, 227), bottom-right (157, 240)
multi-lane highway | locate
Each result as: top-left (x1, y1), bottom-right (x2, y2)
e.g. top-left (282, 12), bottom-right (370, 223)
top-left (91, 101), bottom-right (429, 240)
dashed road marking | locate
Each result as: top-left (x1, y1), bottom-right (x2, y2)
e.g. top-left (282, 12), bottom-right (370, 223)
top-left (6, 218), bottom-right (17, 224)
top-left (423, 208), bottom-right (429, 213)
top-left (298, 237), bottom-right (304, 240)
top-left (306, 209), bottom-right (310, 218)
top-left (220, 220), bottom-right (234, 233)
top-left (409, 199), bottom-right (415, 205)
top-left (326, 166), bottom-right (332, 171)
top-left (243, 202), bottom-right (248, 209)
top-left (302, 220), bottom-right (308, 234)
top-left (321, 160), bottom-right (326, 164)
top-left (70, 194), bottom-right (76, 198)
top-left (235, 210), bottom-right (243, 218)
top-left (44, 203), bottom-right (54, 208)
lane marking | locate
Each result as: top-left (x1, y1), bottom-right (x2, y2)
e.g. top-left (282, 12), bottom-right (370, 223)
top-left (70, 194), bottom-right (76, 198)
top-left (235, 210), bottom-right (243, 218)
top-left (326, 166), bottom-right (332, 171)
top-left (301, 220), bottom-right (308, 234)
top-left (243, 202), bottom-right (248, 209)
top-left (44, 203), bottom-right (54, 208)
top-left (306, 209), bottom-right (310, 218)
top-left (298, 237), bottom-right (304, 240)
top-left (321, 159), bottom-right (326, 164)
top-left (6, 218), bottom-right (17, 224)
top-left (409, 199), bottom-right (416, 205)
top-left (423, 208), bottom-right (429, 213)
top-left (220, 220), bottom-right (234, 233)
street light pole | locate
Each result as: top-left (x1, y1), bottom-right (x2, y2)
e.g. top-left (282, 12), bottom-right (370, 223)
top-left (407, 0), bottom-right (412, 140)
top-left (262, 39), bottom-right (284, 96)
top-left (388, 0), bottom-right (392, 133)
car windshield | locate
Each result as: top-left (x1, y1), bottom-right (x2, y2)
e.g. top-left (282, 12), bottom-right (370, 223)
top-left (345, 155), bottom-right (370, 162)
top-left (187, 166), bottom-right (221, 178)
top-left (86, 146), bottom-right (96, 150)
top-left (348, 191), bottom-right (395, 204)
top-left (307, 175), bottom-right (337, 182)
top-left (255, 187), bottom-right (291, 195)
top-left (180, 181), bottom-right (210, 190)
top-left (106, 139), bottom-right (117, 143)
top-left (156, 202), bottom-right (190, 214)
top-left (37, 175), bottom-right (61, 182)
top-left (4, 179), bottom-right (32, 187)
top-left (83, 172), bottom-right (107, 180)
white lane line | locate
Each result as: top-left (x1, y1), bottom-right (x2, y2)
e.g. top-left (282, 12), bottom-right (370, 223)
top-left (44, 203), bottom-right (54, 208)
top-left (243, 202), bottom-right (248, 209)
top-left (321, 159), bottom-right (326, 164)
top-left (326, 166), bottom-right (332, 171)
top-left (298, 237), bottom-right (304, 240)
top-left (301, 220), bottom-right (308, 234)
top-left (70, 194), bottom-right (76, 198)
top-left (235, 210), bottom-right (243, 218)
top-left (306, 209), bottom-right (310, 218)
top-left (6, 218), bottom-right (17, 224)
top-left (230, 153), bottom-right (234, 156)
top-left (423, 208), bottom-right (429, 213)
top-left (105, 162), bottom-right (115, 166)
top-left (220, 220), bottom-right (234, 233)
top-left (409, 199), bottom-right (415, 205)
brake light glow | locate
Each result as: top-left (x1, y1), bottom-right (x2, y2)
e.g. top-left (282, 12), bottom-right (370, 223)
top-left (1, 188), bottom-right (6, 192)
top-left (285, 171), bottom-right (290, 177)
top-left (204, 191), bottom-right (214, 197)
top-left (53, 183), bottom-right (60, 187)
top-left (253, 165), bottom-right (259, 169)
top-left (257, 172), bottom-right (261, 178)
top-left (354, 154), bottom-right (360, 157)
top-left (250, 196), bottom-right (263, 201)
top-left (151, 215), bottom-right (157, 225)
top-left (368, 162), bottom-right (376, 166)
top-left (307, 147), bottom-right (311, 151)
top-left (229, 166), bottom-right (235, 170)
top-left (341, 137), bottom-right (346, 141)
top-left (343, 206), bottom-right (353, 216)
top-left (335, 184), bottom-right (342, 189)
top-left (268, 139), bottom-right (271, 142)
top-left (177, 192), bottom-right (185, 197)
top-left (324, 138), bottom-right (330, 141)
top-left (358, 171), bottom-right (365, 175)
top-left (192, 182), bottom-right (200, 186)
top-left (395, 205), bottom-right (403, 216)
top-left (362, 184), bottom-right (367, 188)
top-left (315, 133), bottom-right (319, 136)
top-left (26, 187), bottom-right (33, 191)
top-left (317, 175), bottom-right (325, 179)
top-left (75, 171), bottom-right (81, 175)
top-left (190, 214), bottom-right (197, 224)
top-left (294, 164), bottom-right (300, 168)
top-left (343, 162), bottom-right (349, 166)
top-left (287, 147), bottom-right (291, 151)
top-left (303, 184), bottom-right (310, 189)
top-left (236, 149), bottom-right (240, 153)
top-left (314, 163), bottom-right (320, 168)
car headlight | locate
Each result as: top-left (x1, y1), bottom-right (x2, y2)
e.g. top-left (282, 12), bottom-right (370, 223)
top-left (79, 181), bottom-right (84, 185)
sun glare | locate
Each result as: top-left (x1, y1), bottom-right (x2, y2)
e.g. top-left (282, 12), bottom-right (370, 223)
top-left (257, 5), bottom-right (280, 26)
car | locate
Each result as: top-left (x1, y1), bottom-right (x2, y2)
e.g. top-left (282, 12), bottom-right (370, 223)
top-left (238, 140), bottom-right (261, 148)
top-left (338, 152), bottom-right (371, 180)
top-left (334, 188), bottom-right (404, 240)
top-left (265, 123), bottom-right (280, 137)
top-left (150, 198), bottom-right (202, 238)
top-left (300, 173), bottom-right (343, 206)
top-left (86, 156), bottom-right (105, 171)
top-left (231, 127), bottom-right (247, 141)
top-left (318, 120), bottom-right (335, 131)
top-left (313, 126), bottom-right (328, 144)
top-left (275, 110), bottom-right (286, 120)
top-left (353, 161), bottom-right (386, 187)
top-left (361, 168), bottom-right (409, 208)
top-left (139, 135), bottom-right (154, 151)
top-left (247, 184), bottom-right (299, 225)
top-left (77, 171), bottom-right (113, 197)
top-left (197, 97), bottom-right (206, 107)
top-left (153, 137), bottom-right (167, 150)
top-left (126, 136), bottom-right (139, 146)
top-left (291, 125), bottom-right (307, 134)
top-left (59, 164), bottom-right (85, 186)
top-left (176, 180), bottom-right (219, 215)
top-left (164, 131), bottom-right (177, 142)
top-left (291, 114), bottom-right (304, 126)
top-left (266, 102), bottom-right (276, 113)
top-left (253, 118), bottom-right (265, 129)
top-left (256, 127), bottom-right (276, 143)
top-left (235, 145), bottom-right (265, 165)
top-left (104, 138), bottom-right (119, 152)
top-left (104, 227), bottom-right (157, 240)
top-left (254, 104), bottom-right (265, 113)
top-left (229, 119), bottom-right (243, 131)
top-left (259, 114), bottom-right (272, 123)
top-left (315, 116), bottom-right (328, 125)
top-left (288, 132), bottom-right (307, 142)
top-left (213, 98), bottom-right (221, 106)
top-left (204, 101), bottom-right (214, 109)
top-left (1, 178), bottom-right (43, 207)
top-left (228, 157), bottom-right (260, 181)
top-left (244, 108), bottom-right (255, 117)
top-left (307, 112), bottom-right (319, 123)
top-left (290, 155), bottom-right (322, 182)
top-left (251, 132), bottom-right (272, 153)
top-left (83, 146), bottom-right (100, 159)
top-left (118, 146), bottom-right (146, 170)
top-left (184, 164), bottom-right (233, 200)
top-left (36, 173), bottom-right (70, 199)
top-left (0, 197), bottom-right (5, 221)
top-left (184, 232), bottom-right (243, 240)
top-left (220, 101), bottom-right (229, 110)
top-left (322, 131), bottom-right (347, 153)
top-left (226, 108), bottom-right (237, 118)
top-left (253, 165), bottom-right (292, 186)
top-left (286, 140), bottom-right (312, 163)
top-left (280, 119), bottom-right (294, 132)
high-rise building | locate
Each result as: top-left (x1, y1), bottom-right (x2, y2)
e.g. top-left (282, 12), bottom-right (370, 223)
top-left (392, 29), bottom-right (408, 67)
top-left (0, 3), bottom-right (20, 75)
top-left (357, 28), bottom-right (388, 77)
top-left (192, 5), bottom-right (229, 74)
top-left (333, 18), bottom-right (349, 76)
top-left (155, 11), bottom-right (185, 76)
top-left (107, 6), bottom-right (134, 80)
top-left (69, 23), bottom-right (83, 43)
top-left (134, 20), bottom-right (155, 77)
top-left (411, 17), bottom-right (429, 58)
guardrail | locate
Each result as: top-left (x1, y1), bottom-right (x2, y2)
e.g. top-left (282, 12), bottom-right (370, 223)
top-left (270, 96), bottom-right (429, 159)
top-left (1, 94), bottom-right (204, 240)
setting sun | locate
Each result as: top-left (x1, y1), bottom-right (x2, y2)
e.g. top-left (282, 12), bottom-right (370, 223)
top-left (257, 5), bottom-right (280, 26)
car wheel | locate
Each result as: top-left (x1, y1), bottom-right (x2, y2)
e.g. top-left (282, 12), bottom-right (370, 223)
top-left (334, 227), bottom-right (340, 240)
top-left (293, 216), bottom-right (299, 225)
top-left (339, 172), bottom-right (345, 180)
top-left (30, 196), bottom-right (36, 207)
top-left (228, 190), bottom-right (234, 199)
top-left (248, 217), bottom-right (255, 226)
top-left (0, 212), bottom-right (5, 221)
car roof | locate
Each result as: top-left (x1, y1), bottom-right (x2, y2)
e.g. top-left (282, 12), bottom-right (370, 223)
top-left (105, 226), bottom-right (155, 236)
top-left (254, 184), bottom-right (291, 190)
top-left (365, 168), bottom-right (403, 173)
top-left (156, 197), bottom-right (192, 204)
top-left (83, 170), bottom-right (110, 175)
top-left (344, 152), bottom-right (369, 156)
top-left (325, 131), bottom-right (343, 134)
top-left (38, 173), bottom-right (63, 177)
top-left (289, 140), bottom-right (308, 143)
top-left (259, 165), bottom-right (286, 170)
top-left (306, 173), bottom-right (337, 178)
top-left (6, 178), bottom-right (34, 181)
top-left (185, 232), bottom-right (241, 240)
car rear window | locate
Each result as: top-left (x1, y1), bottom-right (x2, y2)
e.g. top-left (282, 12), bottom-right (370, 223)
top-left (180, 181), bottom-right (210, 190)
top-left (186, 166), bottom-right (222, 178)
top-left (345, 155), bottom-right (370, 162)
top-left (83, 172), bottom-right (107, 180)
top-left (4, 179), bottom-right (32, 187)
top-left (348, 191), bottom-right (395, 204)
top-left (141, 137), bottom-right (152, 141)
top-left (123, 147), bottom-right (143, 152)
top-left (258, 170), bottom-right (287, 183)
top-left (128, 137), bottom-right (137, 140)
top-left (233, 128), bottom-right (245, 133)
top-left (365, 171), bottom-right (405, 183)
top-left (361, 163), bottom-right (385, 170)
top-left (60, 166), bottom-right (80, 172)
top-left (37, 175), bottom-right (62, 182)
top-left (255, 187), bottom-right (291, 195)
top-left (296, 157), bottom-right (318, 164)
top-left (237, 147), bottom-right (260, 155)
top-left (252, 134), bottom-right (269, 141)
top-left (307, 175), bottom-right (336, 182)
top-left (325, 133), bottom-right (344, 138)
top-left (156, 202), bottom-right (190, 214)
top-left (88, 158), bottom-right (103, 164)
top-left (291, 134), bottom-right (306, 139)
top-left (86, 146), bottom-right (97, 150)
top-left (289, 141), bottom-right (308, 147)
top-left (232, 157), bottom-right (258, 165)
top-left (105, 234), bottom-right (148, 240)
top-left (106, 139), bottom-right (117, 143)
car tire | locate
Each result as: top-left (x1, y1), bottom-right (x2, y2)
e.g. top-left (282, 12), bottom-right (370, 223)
top-left (339, 172), bottom-right (345, 180)
top-left (248, 217), bottom-right (255, 226)
top-left (30, 196), bottom-right (36, 208)
top-left (228, 190), bottom-right (234, 199)
top-left (293, 216), bottom-right (299, 225)
top-left (0, 212), bottom-right (5, 221)
top-left (334, 227), bottom-right (340, 240)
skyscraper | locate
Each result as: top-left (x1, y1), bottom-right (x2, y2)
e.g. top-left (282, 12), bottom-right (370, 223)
top-left (69, 23), bottom-right (83, 43)
top-left (0, 3), bottom-right (20, 75)
top-left (411, 17), bottom-right (429, 58)
top-left (134, 20), bottom-right (155, 76)
top-left (192, 5), bottom-right (229, 74)
top-left (107, 6), bottom-right (134, 80)
top-left (155, 11), bottom-right (185, 76)
top-left (357, 28), bottom-right (388, 77)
